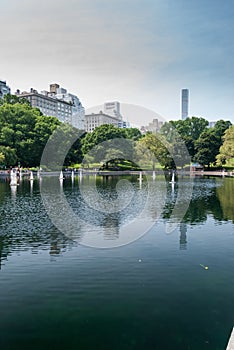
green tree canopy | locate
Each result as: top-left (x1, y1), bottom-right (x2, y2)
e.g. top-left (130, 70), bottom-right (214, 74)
top-left (40, 122), bottom-right (84, 170)
top-left (124, 127), bottom-right (142, 141)
top-left (135, 132), bottom-right (173, 169)
top-left (160, 117), bottom-right (208, 159)
top-left (194, 120), bottom-right (231, 167)
top-left (216, 125), bottom-right (234, 165)
top-left (0, 101), bottom-right (61, 167)
top-left (81, 124), bottom-right (126, 155)
top-left (0, 146), bottom-right (17, 167)
top-left (194, 129), bottom-right (218, 167)
top-left (0, 93), bottom-right (31, 106)
top-left (161, 117), bottom-right (208, 141)
top-left (0, 152), bottom-right (5, 165)
top-left (81, 124), bottom-right (140, 156)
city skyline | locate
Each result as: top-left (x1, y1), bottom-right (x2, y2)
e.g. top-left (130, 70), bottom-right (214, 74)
top-left (1, 0), bottom-right (234, 124)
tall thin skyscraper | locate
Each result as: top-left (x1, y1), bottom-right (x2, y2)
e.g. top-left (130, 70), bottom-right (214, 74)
top-left (181, 89), bottom-right (189, 120)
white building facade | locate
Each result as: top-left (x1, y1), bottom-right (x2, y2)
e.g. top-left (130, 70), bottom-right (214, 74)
top-left (16, 88), bottom-right (72, 123)
top-left (15, 84), bottom-right (85, 129)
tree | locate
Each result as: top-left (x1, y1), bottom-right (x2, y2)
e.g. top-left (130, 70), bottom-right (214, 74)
top-left (81, 124), bottom-right (126, 155)
top-left (0, 103), bottom-right (39, 165)
top-left (182, 116), bottom-right (209, 140)
top-left (161, 117), bottom-right (208, 141)
top-left (216, 125), bottom-right (234, 165)
top-left (0, 152), bottom-right (5, 165)
top-left (194, 129), bottom-right (218, 167)
top-left (82, 137), bottom-right (135, 169)
top-left (194, 120), bottom-right (231, 167)
top-left (135, 132), bottom-right (173, 169)
top-left (124, 128), bottom-right (142, 141)
top-left (0, 93), bottom-right (31, 106)
top-left (32, 114), bottom-right (61, 165)
top-left (170, 134), bottom-right (191, 168)
top-left (64, 131), bottom-right (86, 165)
top-left (0, 102), bottom-right (61, 167)
top-left (160, 117), bottom-right (208, 159)
top-left (102, 148), bottom-right (126, 169)
top-left (40, 122), bottom-right (83, 170)
top-left (213, 120), bottom-right (232, 138)
top-left (0, 146), bottom-right (17, 167)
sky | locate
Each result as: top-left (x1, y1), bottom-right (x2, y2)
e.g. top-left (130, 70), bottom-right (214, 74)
top-left (1, 0), bottom-right (234, 125)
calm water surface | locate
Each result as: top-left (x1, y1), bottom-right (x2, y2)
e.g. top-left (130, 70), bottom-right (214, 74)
top-left (0, 175), bottom-right (234, 350)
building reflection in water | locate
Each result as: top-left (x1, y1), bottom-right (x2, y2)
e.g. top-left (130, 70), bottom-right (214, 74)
top-left (102, 216), bottom-right (120, 240)
top-left (50, 240), bottom-right (62, 256)
top-left (179, 222), bottom-right (187, 250)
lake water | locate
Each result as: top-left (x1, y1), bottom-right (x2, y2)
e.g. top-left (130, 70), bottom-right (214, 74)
top-left (0, 175), bottom-right (234, 350)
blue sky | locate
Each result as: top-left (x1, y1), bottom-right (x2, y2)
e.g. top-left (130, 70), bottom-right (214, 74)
top-left (1, 0), bottom-right (234, 124)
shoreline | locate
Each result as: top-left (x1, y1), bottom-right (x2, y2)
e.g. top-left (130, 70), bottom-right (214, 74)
top-left (1, 169), bottom-right (234, 178)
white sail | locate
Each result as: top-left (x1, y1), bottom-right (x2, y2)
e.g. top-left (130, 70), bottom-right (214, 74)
top-left (10, 170), bottom-right (18, 186)
top-left (172, 172), bottom-right (175, 183)
top-left (170, 171), bottom-right (176, 184)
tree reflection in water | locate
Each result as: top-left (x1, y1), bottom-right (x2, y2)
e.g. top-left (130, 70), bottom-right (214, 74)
top-left (0, 176), bottom-right (233, 268)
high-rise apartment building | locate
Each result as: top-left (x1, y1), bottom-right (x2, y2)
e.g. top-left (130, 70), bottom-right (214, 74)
top-left (16, 84), bottom-right (85, 129)
top-left (16, 88), bottom-right (73, 124)
top-left (0, 80), bottom-right (11, 99)
top-left (181, 89), bottom-right (189, 120)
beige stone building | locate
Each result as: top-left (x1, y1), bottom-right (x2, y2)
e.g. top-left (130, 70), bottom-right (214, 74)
top-left (16, 84), bottom-right (85, 129)
top-left (85, 112), bottom-right (120, 132)
top-left (16, 88), bottom-right (73, 124)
